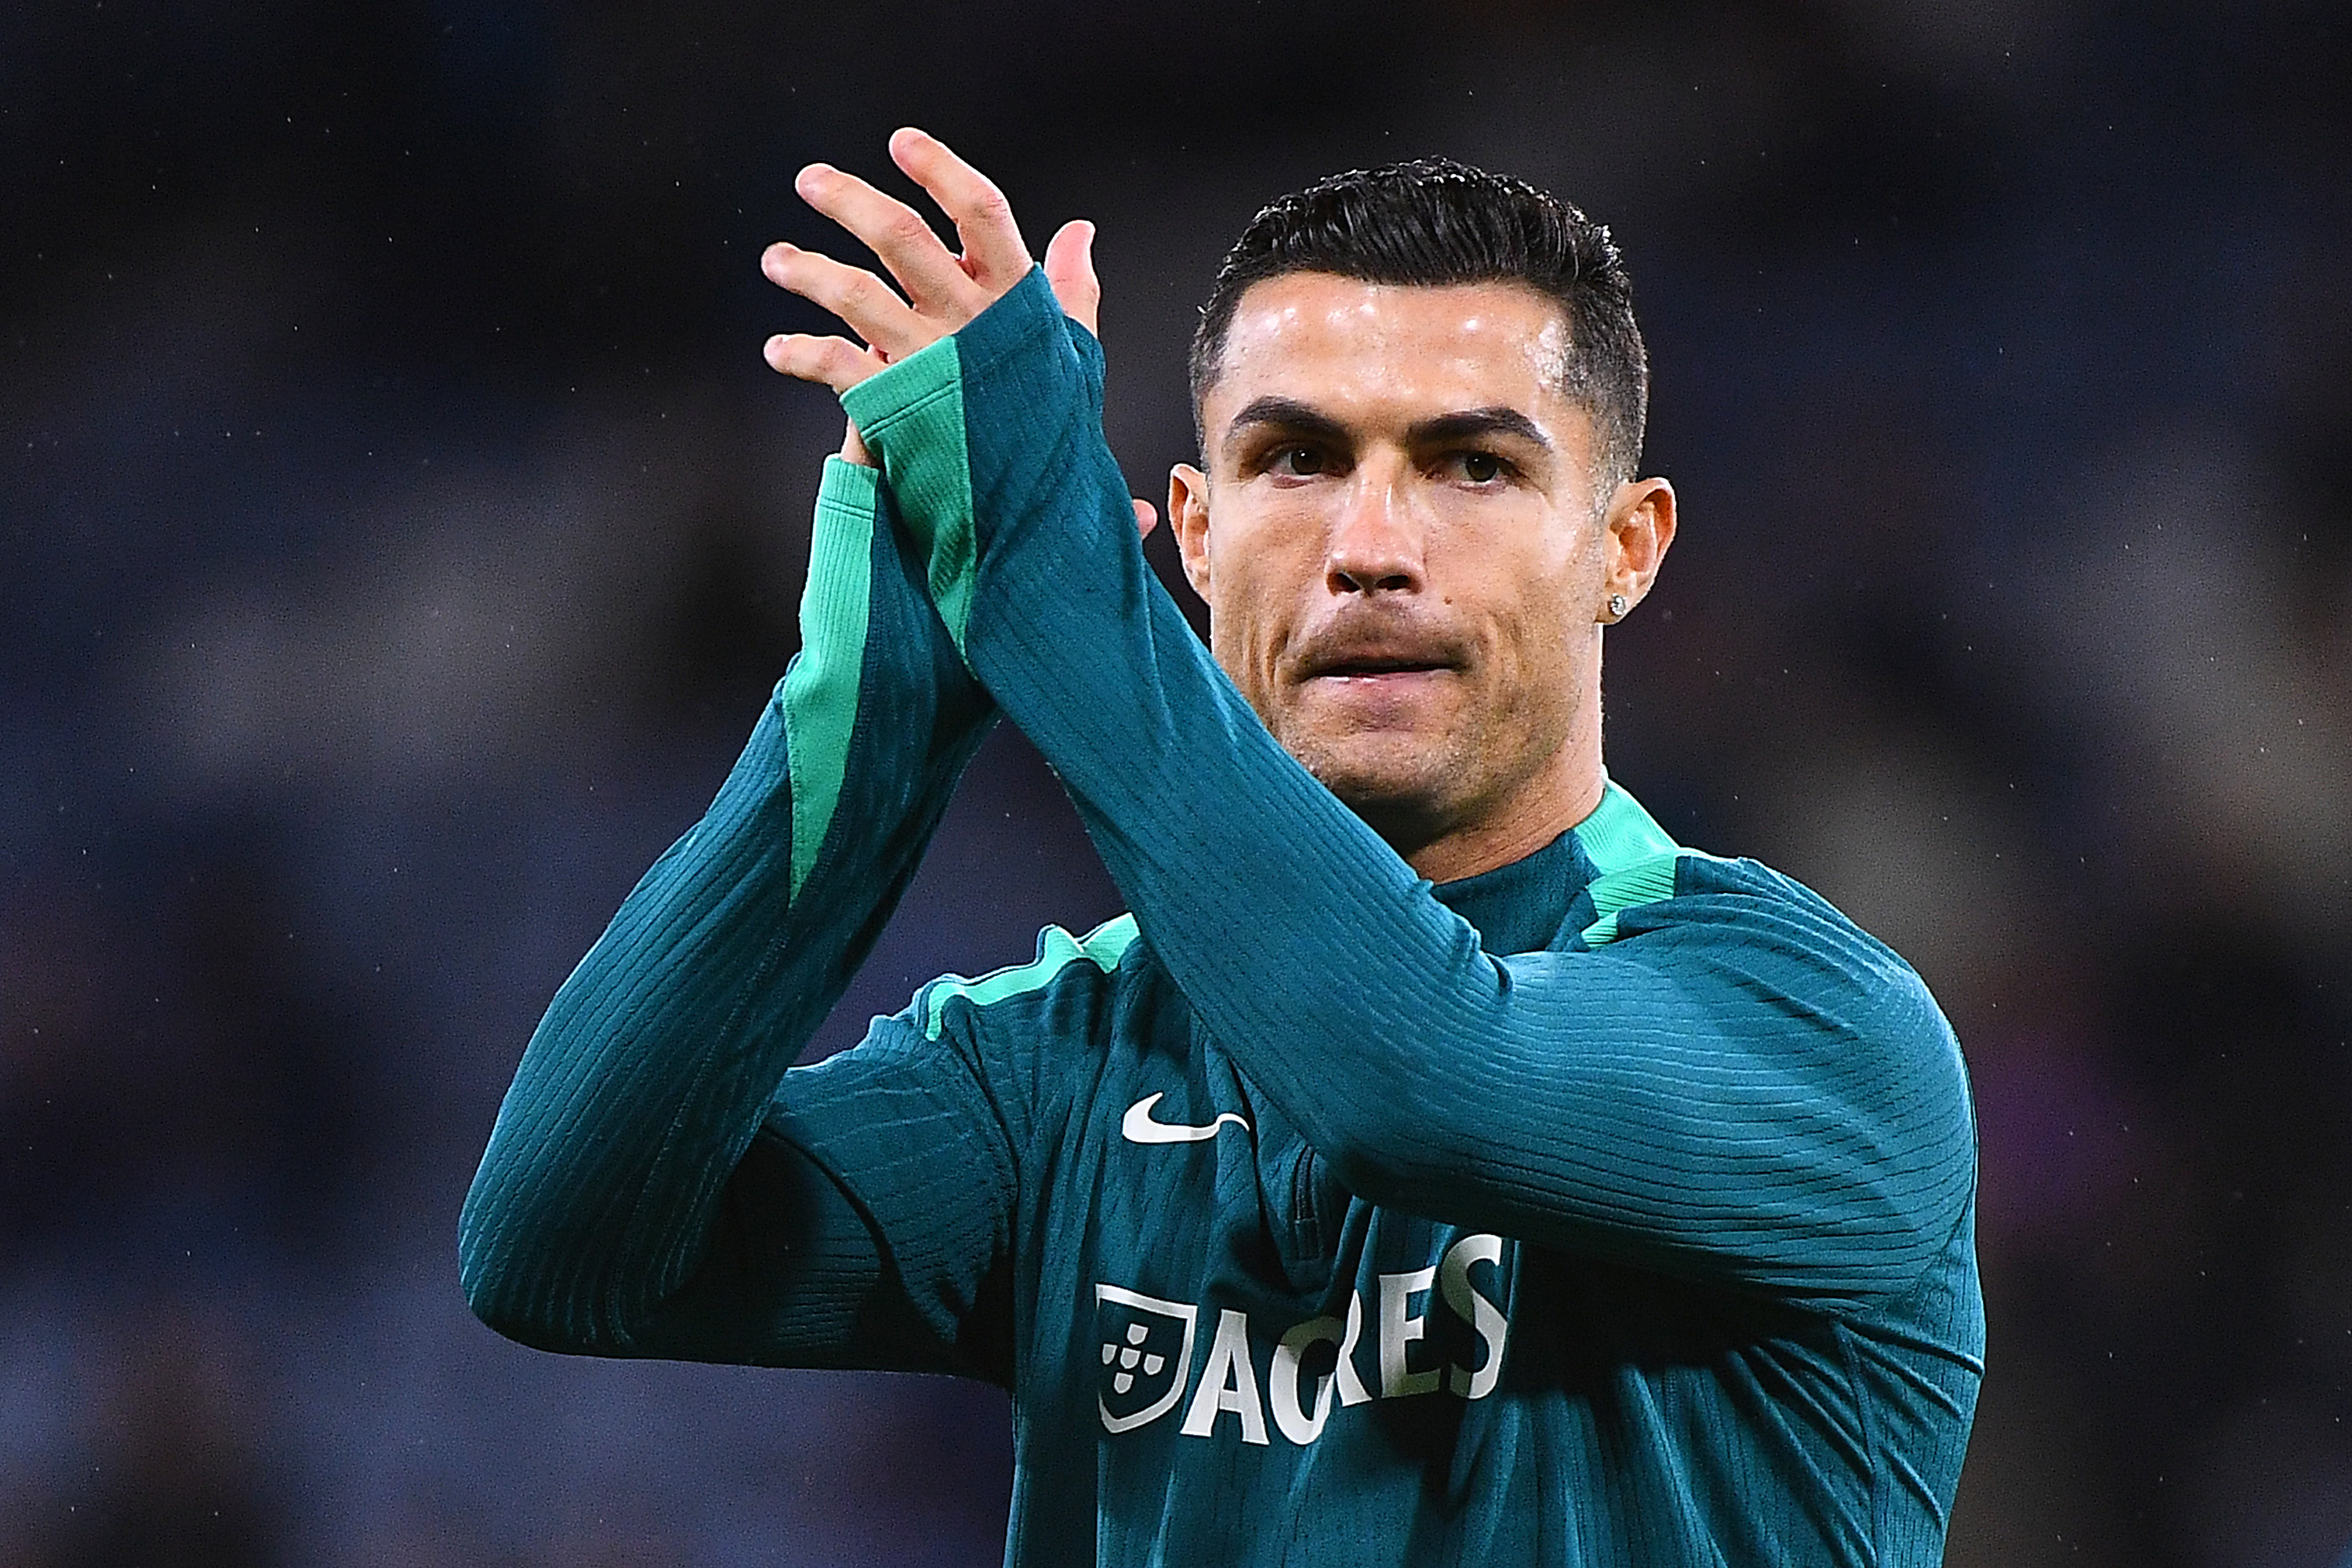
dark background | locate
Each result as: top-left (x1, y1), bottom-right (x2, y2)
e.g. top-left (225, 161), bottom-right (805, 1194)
top-left (5, 1), bottom-right (2350, 1563)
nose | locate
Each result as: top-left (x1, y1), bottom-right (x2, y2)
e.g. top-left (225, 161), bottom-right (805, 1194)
top-left (1324, 472), bottom-right (1425, 596)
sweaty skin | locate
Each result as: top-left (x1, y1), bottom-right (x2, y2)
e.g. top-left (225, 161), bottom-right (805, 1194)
top-left (1169, 274), bottom-right (1673, 883)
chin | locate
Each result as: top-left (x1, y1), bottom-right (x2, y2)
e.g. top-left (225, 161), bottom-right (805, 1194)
top-left (1291, 741), bottom-right (1463, 838)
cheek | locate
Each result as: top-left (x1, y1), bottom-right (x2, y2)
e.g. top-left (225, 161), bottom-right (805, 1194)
top-left (1476, 573), bottom-right (1591, 702)
top-left (1436, 510), bottom-right (1589, 630)
top-left (1203, 549), bottom-right (1291, 695)
top-left (1207, 513), bottom-right (1320, 637)
top-left (1489, 604), bottom-right (1567, 687)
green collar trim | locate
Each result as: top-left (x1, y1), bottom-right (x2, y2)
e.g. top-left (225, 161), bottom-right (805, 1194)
top-left (1572, 778), bottom-right (1679, 876)
top-left (1573, 780), bottom-right (1684, 949)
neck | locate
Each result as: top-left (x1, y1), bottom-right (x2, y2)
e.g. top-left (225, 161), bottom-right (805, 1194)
top-left (1396, 750), bottom-right (1606, 884)
top-left (1390, 645), bottom-right (1610, 883)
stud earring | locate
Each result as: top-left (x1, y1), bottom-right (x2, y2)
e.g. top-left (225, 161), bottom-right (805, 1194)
top-left (1607, 593), bottom-right (1629, 619)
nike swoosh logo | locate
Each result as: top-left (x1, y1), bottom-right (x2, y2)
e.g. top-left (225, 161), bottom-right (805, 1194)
top-left (1120, 1092), bottom-right (1251, 1145)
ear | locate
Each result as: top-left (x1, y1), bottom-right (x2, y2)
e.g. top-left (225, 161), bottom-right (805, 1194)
top-left (1169, 463), bottom-right (1214, 602)
top-left (1599, 477), bottom-right (1676, 621)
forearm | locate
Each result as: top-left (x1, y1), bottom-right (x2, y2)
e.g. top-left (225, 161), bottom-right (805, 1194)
top-left (458, 459), bottom-right (993, 1352)
top-left (848, 276), bottom-right (1974, 1301)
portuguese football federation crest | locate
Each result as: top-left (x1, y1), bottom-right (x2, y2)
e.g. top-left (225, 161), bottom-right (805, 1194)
top-left (1095, 1284), bottom-right (1196, 1433)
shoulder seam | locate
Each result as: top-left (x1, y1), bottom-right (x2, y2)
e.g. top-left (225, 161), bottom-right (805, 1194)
top-left (1577, 851), bottom-right (1686, 948)
top-left (1577, 847), bottom-right (1755, 947)
top-left (920, 914), bottom-right (1138, 1040)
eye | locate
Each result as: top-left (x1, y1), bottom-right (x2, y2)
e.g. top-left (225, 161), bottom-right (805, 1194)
top-left (1442, 450), bottom-right (1511, 485)
top-left (1269, 444), bottom-right (1330, 477)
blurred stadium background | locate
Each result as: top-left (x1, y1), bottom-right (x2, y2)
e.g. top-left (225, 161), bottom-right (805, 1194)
top-left (5, 1), bottom-right (2349, 1563)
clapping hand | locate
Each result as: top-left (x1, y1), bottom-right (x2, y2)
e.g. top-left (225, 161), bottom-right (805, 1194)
top-left (761, 129), bottom-right (1152, 535)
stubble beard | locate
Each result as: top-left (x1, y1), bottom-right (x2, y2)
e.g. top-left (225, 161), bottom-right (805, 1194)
top-left (1270, 688), bottom-right (1562, 866)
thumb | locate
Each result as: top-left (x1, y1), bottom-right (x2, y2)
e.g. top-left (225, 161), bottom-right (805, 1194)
top-left (1044, 220), bottom-right (1101, 336)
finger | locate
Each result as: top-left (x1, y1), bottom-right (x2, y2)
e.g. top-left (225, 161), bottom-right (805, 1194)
top-left (793, 162), bottom-right (985, 317)
top-left (1131, 498), bottom-right (1158, 539)
top-left (763, 331), bottom-right (884, 394)
top-left (1043, 220), bottom-right (1101, 336)
top-left (761, 241), bottom-right (934, 360)
top-left (889, 127), bottom-right (1031, 289)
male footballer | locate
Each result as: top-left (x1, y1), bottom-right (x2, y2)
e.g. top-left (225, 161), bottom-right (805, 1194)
top-left (462, 129), bottom-right (1982, 1565)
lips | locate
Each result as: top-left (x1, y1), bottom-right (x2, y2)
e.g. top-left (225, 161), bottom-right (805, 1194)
top-left (1310, 666), bottom-right (1455, 697)
top-left (1309, 654), bottom-right (1454, 678)
top-left (1290, 623), bottom-right (1468, 687)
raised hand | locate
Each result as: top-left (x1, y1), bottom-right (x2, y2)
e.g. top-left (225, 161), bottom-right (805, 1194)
top-left (760, 126), bottom-right (1150, 532)
top-left (762, 127), bottom-right (1102, 395)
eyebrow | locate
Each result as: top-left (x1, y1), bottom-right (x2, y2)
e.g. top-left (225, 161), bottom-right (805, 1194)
top-left (1408, 407), bottom-right (1552, 451)
top-left (1222, 396), bottom-right (1552, 452)
top-left (1223, 396), bottom-right (1351, 445)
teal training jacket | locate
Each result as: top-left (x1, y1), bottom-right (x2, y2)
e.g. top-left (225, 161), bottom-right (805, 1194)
top-left (461, 270), bottom-right (1982, 1566)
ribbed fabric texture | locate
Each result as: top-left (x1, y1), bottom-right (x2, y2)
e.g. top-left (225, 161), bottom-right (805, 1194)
top-left (457, 272), bottom-right (1984, 1567)
top-left (457, 460), bottom-right (994, 1358)
top-left (844, 270), bottom-right (1983, 1563)
top-left (859, 271), bottom-right (1977, 1302)
top-left (784, 458), bottom-right (880, 896)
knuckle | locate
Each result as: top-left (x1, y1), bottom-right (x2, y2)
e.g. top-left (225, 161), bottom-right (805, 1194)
top-left (813, 267), bottom-right (855, 306)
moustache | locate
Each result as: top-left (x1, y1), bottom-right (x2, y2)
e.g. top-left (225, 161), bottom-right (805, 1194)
top-left (1287, 610), bottom-right (1474, 681)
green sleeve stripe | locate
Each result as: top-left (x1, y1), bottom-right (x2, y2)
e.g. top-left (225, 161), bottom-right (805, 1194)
top-left (842, 336), bottom-right (978, 655)
top-left (1577, 851), bottom-right (1684, 948)
top-left (1571, 777), bottom-right (1680, 874)
top-left (782, 457), bottom-right (880, 898)
top-left (921, 914), bottom-right (1138, 1040)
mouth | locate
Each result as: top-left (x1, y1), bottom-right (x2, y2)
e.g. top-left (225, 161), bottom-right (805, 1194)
top-left (1283, 613), bottom-right (1472, 710)
top-left (1296, 627), bottom-right (1464, 672)
top-left (1293, 645), bottom-right (1464, 694)
top-left (1309, 658), bottom-right (1454, 681)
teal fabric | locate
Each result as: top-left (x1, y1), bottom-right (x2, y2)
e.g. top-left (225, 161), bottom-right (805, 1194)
top-left (842, 336), bottom-right (981, 655)
top-left (783, 458), bottom-right (880, 897)
top-left (461, 271), bottom-right (1983, 1566)
top-left (459, 459), bottom-right (993, 1353)
top-left (917, 914), bottom-right (1138, 1040)
top-left (1570, 778), bottom-right (1679, 873)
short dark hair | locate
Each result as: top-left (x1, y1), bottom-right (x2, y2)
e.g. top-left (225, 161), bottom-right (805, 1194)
top-left (1189, 158), bottom-right (1648, 487)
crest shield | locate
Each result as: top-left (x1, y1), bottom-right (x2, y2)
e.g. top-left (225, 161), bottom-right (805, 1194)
top-left (1094, 1283), bottom-right (1196, 1433)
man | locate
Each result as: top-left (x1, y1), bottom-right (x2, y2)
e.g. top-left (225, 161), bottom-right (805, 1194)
top-left (461, 129), bottom-right (1981, 1565)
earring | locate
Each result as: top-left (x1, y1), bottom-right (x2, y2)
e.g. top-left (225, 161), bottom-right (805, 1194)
top-left (1607, 593), bottom-right (1629, 619)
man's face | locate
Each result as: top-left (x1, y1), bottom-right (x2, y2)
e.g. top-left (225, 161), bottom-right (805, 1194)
top-left (1172, 272), bottom-right (1664, 862)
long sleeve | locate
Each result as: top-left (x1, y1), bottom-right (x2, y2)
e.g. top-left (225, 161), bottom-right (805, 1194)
top-left (840, 273), bottom-right (1975, 1306)
top-left (458, 458), bottom-right (1009, 1363)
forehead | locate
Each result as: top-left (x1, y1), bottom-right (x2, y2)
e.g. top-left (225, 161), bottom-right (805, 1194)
top-left (1203, 273), bottom-right (1580, 443)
